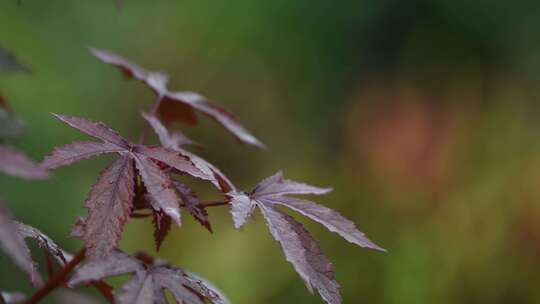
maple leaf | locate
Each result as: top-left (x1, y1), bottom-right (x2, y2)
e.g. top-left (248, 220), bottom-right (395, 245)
top-left (41, 114), bottom-right (213, 258)
top-left (76, 155), bottom-right (135, 259)
top-left (67, 250), bottom-right (142, 286)
top-left (0, 291), bottom-right (25, 304)
top-left (68, 250), bottom-right (230, 304)
top-left (174, 181), bottom-right (212, 232)
top-left (0, 145), bottom-right (49, 180)
top-left (158, 98), bottom-right (198, 125)
top-left (143, 112), bottom-right (234, 242)
top-left (90, 47), bottom-right (265, 148)
top-left (0, 202), bottom-right (70, 287)
top-left (146, 180), bottom-right (211, 250)
top-left (226, 171), bottom-right (385, 304)
top-left (0, 203), bottom-right (42, 286)
top-left (142, 112), bottom-right (235, 193)
top-left (15, 221), bottom-right (71, 266)
top-left (260, 203), bottom-right (341, 304)
top-left (152, 210), bottom-right (172, 251)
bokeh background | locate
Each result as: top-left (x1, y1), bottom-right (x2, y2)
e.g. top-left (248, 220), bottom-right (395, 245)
top-left (1, 0), bottom-right (540, 303)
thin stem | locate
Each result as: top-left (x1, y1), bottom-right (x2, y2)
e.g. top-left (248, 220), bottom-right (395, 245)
top-left (202, 201), bottom-right (230, 208)
top-left (42, 250), bottom-right (55, 279)
top-left (131, 212), bottom-right (152, 218)
top-left (173, 201), bottom-right (230, 209)
top-left (25, 248), bottom-right (86, 304)
top-left (91, 281), bottom-right (115, 304)
top-left (137, 95), bottom-right (163, 144)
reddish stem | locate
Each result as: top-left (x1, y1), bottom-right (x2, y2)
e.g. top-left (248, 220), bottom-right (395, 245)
top-left (42, 250), bottom-right (55, 278)
top-left (25, 248), bottom-right (86, 304)
top-left (91, 281), bottom-right (115, 304)
top-left (202, 201), bottom-right (230, 207)
top-left (175, 201), bottom-right (230, 209)
top-left (131, 212), bottom-right (152, 218)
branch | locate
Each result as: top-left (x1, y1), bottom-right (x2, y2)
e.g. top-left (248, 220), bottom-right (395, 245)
top-left (91, 281), bottom-right (115, 304)
top-left (42, 250), bottom-right (55, 278)
top-left (24, 248), bottom-right (86, 304)
top-left (202, 201), bottom-right (230, 208)
top-left (131, 212), bottom-right (152, 218)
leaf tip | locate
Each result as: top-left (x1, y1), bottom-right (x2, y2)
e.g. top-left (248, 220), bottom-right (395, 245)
top-left (51, 113), bottom-right (66, 122)
top-left (252, 139), bottom-right (267, 150)
top-left (34, 169), bottom-right (51, 180)
top-left (320, 187), bottom-right (333, 194)
top-left (165, 208), bottom-right (181, 227)
top-left (88, 46), bottom-right (104, 59)
top-left (369, 243), bottom-right (387, 253)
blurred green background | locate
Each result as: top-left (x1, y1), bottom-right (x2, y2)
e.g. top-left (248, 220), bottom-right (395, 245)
top-left (2, 0), bottom-right (540, 303)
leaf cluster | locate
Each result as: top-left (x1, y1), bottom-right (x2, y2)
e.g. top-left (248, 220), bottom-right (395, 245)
top-left (0, 46), bottom-right (385, 304)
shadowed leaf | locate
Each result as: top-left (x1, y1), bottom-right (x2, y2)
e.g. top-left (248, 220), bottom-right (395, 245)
top-left (69, 251), bottom-right (229, 304)
top-left (0, 203), bottom-right (42, 287)
top-left (116, 274), bottom-right (156, 304)
top-left (15, 221), bottom-right (70, 265)
top-left (158, 99), bottom-right (197, 125)
top-left (152, 211), bottom-right (172, 251)
top-left (68, 250), bottom-right (142, 287)
top-left (173, 181), bottom-right (212, 232)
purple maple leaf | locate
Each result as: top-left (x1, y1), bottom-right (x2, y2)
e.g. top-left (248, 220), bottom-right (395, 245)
top-left (69, 250), bottom-right (229, 304)
top-left (90, 47), bottom-right (264, 148)
top-left (226, 171), bottom-right (385, 304)
top-left (142, 112), bottom-right (235, 193)
top-left (41, 114), bottom-right (213, 258)
top-left (0, 202), bottom-right (70, 287)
